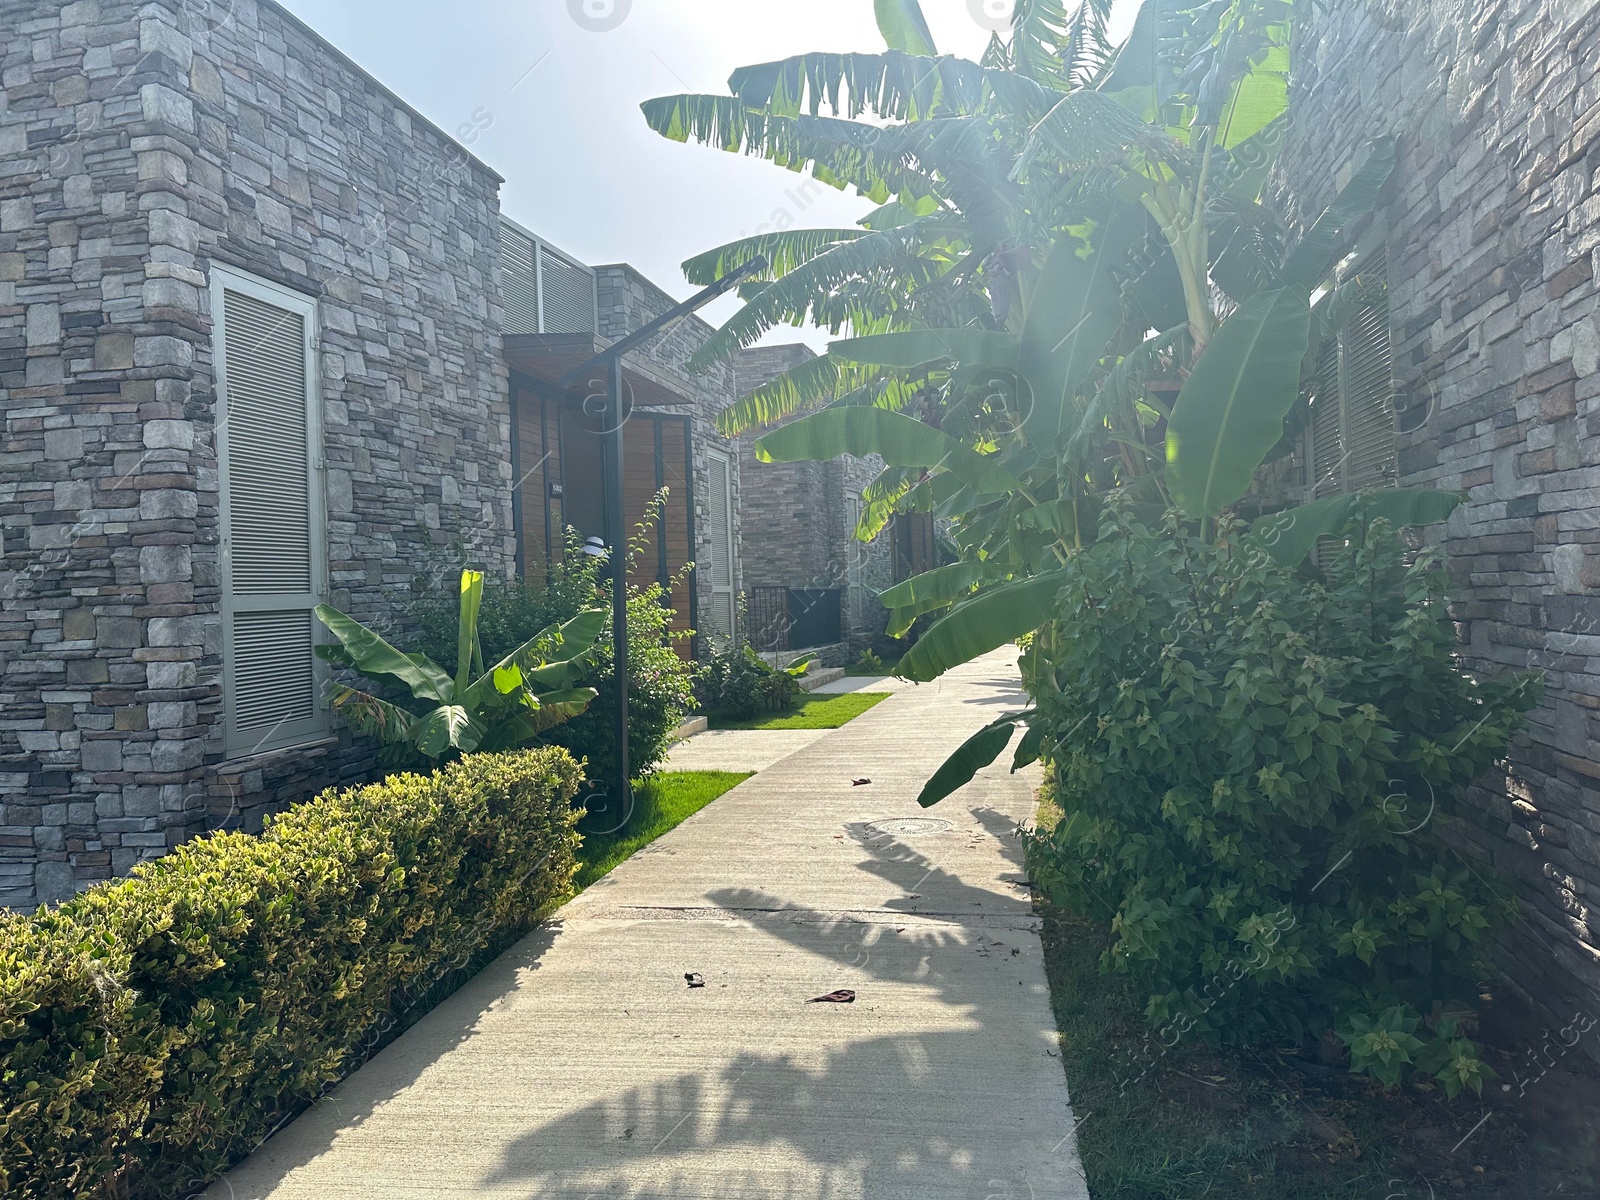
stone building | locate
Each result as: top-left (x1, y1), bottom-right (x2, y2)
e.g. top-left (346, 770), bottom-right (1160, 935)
top-left (0, 0), bottom-right (773, 909)
top-left (1272, 0), bottom-right (1600, 1039)
top-left (0, 0), bottom-right (511, 909)
top-left (733, 343), bottom-right (897, 663)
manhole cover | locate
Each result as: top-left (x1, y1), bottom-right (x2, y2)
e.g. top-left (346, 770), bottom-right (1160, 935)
top-left (863, 817), bottom-right (954, 838)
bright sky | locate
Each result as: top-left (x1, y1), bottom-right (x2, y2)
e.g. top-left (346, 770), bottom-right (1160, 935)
top-left (274, 0), bottom-right (1142, 346)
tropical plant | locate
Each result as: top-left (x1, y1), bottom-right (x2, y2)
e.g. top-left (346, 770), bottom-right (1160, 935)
top-left (316, 571), bottom-right (605, 764)
top-left (408, 512), bottom-right (701, 785)
top-left (643, 0), bottom-right (1461, 769)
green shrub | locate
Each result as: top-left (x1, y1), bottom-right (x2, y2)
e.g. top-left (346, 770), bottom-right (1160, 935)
top-left (555, 581), bottom-right (700, 790)
top-left (0, 748), bottom-right (582, 1200)
top-left (1023, 503), bottom-right (1540, 1093)
top-left (410, 516), bottom-right (699, 785)
top-left (697, 644), bottom-right (807, 719)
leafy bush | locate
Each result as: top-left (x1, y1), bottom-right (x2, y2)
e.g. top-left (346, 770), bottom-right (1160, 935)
top-left (0, 749), bottom-right (582, 1199)
top-left (410, 514), bottom-right (699, 785)
top-left (697, 644), bottom-right (811, 719)
top-left (555, 580), bottom-right (700, 790)
top-left (1023, 503), bottom-right (1540, 1093)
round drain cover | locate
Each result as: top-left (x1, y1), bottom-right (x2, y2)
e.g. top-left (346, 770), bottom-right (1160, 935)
top-left (864, 817), bottom-right (954, 838)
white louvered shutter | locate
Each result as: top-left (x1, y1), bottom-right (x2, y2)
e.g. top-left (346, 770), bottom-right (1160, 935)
top-left (1304, 248), bottom-right (1397, 499)
top-left (705, 449), bottom-right (735, 643)
top-left (213, 269), bottom-right (328, 755)
top-left (499, 223), bottom-right (541, 335)
top-left (539, 244), bottom-right (597, 334)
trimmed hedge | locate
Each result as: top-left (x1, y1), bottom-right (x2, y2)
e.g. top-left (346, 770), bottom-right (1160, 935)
top-left (0, 748), bottom-right (583, 1200)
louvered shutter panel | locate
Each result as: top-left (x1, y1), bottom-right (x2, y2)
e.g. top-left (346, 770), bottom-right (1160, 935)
top-left (1303, 249), bottom-right (1397, 500)
top-left (215, 273), bottom-right (327, 755)
top-left (705, 450), bottom-right (735, 642)
top-left (1340, 254), bottom-right (1398, 490)
top-left (1307, 339), bottom-right (1345, 499)
top-left (539, 245), bottom-right (596, 334)
top-left (500, 223), bottom-right (541, 335)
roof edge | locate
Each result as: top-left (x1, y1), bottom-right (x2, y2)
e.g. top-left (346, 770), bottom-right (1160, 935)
top-left (258, 0), bottom-right (504, 184)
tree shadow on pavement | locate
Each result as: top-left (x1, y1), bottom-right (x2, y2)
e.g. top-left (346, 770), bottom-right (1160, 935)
top-left (479, 812), bottom-right (1086, 1200)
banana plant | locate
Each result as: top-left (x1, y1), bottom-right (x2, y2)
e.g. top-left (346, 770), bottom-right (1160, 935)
top-left (314, 570), bottom-right (605, 763)
top-left (648, 0), bottom-right (1459, 802)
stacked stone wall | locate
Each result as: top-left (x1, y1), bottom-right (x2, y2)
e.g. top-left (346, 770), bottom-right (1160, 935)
top-left (0, 0), bottom-right (509, 908)
top-left (733, 343), bottom-right (894, 652)
top-left (1278, 0), bottom-right (1600, 1035)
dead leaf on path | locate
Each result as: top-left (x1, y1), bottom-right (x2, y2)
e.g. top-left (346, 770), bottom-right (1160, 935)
top-left (851, 778), bottom-right (871, 786)
top-left (685, 972), bottom-right (705, 988)
top-left (806, 989), bottom-right (857, 1004)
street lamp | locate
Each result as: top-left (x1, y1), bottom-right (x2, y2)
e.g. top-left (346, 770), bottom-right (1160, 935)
top-left (555, 256), bottom-right (769, 816)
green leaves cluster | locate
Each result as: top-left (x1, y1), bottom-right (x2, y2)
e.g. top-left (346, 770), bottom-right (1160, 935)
top-left (644, 0), bottom-right (1460, 707)
top-left (0, 749), bottom-right (583, 1199)
top-left (1019, 504), bottom-right (1539, 1087)
top-left (317, 570), bottom-right (604, 763)
top-left (698, 643), bottom-right (813, 720)
top-left (408, 519), bottom-right (702, 787)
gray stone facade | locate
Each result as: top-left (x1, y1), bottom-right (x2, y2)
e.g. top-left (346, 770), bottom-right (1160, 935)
top-left (734, 343), bottom-right (895, 660)
top-left (1278, 0), bottom-right (1600, 1036)
top-left (0, 0), bottom-right (510, 909)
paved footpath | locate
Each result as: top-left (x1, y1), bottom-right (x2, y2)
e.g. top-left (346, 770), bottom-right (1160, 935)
top-left (207, 648), bottom-right (1089, 1200)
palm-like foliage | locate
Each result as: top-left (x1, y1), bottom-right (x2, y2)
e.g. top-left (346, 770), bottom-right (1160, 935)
top-left (315, 571), bottom-right (605, 763)
top-left (646, 0), bottom-right (1456, 801)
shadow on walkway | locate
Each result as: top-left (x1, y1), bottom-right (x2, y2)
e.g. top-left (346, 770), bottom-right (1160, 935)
top-left (472, 814), bottom-right (1081, 1200)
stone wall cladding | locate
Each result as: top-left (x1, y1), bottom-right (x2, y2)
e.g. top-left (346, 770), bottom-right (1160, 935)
top-left (593, 265), bottom-right (743, 646)
top-left (1278, 0), bottom-right (1600, 1035)
top-left (0, 0), bottom-right (509, 908)
top-left (733, 344), bottom-right (894, 650)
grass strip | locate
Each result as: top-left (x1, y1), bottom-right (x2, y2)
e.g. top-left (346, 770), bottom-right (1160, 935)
top-left (709, 690), bottom-right (891, 731)
top-left (575, 770), bottom-right (751, 889)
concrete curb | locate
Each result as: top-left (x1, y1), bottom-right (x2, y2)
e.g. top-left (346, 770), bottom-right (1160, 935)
top-left (669, 715), bottom-right (709, 742)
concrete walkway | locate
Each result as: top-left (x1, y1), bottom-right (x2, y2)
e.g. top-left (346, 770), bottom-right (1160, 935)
top-left (207, 648), bottom-right (1089, 1200)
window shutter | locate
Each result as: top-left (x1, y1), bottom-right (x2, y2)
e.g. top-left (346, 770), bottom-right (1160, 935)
top-left (1307, 339), bottom-right (1344, 499)
top-left (1304, 247), bottom-right (1397, 500)
top-left (1340, 253), bottom-right (1398, 490)
top-left (214, 271), bottom-right (327, 756)
top-left (704, 450), bottom-right (735, 642)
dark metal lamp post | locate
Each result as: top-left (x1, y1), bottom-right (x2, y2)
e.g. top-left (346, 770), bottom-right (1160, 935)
top-left (555, 256), bottom-right (768, 819)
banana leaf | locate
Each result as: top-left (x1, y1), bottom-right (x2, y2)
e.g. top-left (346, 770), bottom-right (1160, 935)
top-left (755, 407), bottom-right (1022, 495)
top-left (899, 570), bottom-right (1069, 682)
top-left (917, 712), bottom-right (1026, 807)
top-left (315, 606), bottom-right (453, 703)
top-left (1164, 287), bottom-right (1310, 517)
top-left (1251, 489), bottom-right (1463, 566)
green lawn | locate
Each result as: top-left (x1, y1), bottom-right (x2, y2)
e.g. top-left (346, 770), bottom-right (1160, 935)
top-left (708, 690), bottom-right (890, 731)
top-left (573, 770), bottom-right (750, 889)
